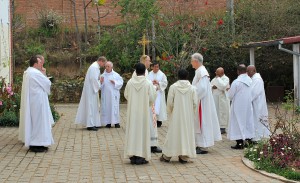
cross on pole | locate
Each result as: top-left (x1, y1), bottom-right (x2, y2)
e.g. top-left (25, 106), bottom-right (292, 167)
top-left (138, 32), bottom-right (151, 55)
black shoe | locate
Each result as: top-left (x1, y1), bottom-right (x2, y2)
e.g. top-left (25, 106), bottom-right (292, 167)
top-left (196, 147), bottom-right (208, 154)
top-left (29, 146), bottom-right (47, 153)
top-left (130, 156), bottom-right (137, 165)
top-left (231, 144), bottom-right (244, 149)
top-left (178, 157), bottom-right (188, 164)
top-left (95, 126), bottom-right (101, 129)
top-left (87, 127), bottom-right (98, 131)
top-left (231, 140), bottom-right (244, 149)
top-left (115, 124), bottom-right (120, 128)
top-left (157, 121), bottom-right (162, 127)
top-left (151, 146), bottom-right (162, 153)
top-left (43, 146), bottom-right (49, 151)
top-left (105, 124), bottom-right (111, 128)
top-left (135, 157), bottom-right (148, 165)
top-left (220, 128), bottom-right (226, 134)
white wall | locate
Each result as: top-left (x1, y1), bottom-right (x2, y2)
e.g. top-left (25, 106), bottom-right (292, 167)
top-left (0, 0), bottom-right (11, 83)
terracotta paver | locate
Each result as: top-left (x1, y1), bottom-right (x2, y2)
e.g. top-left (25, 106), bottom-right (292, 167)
top-left (0, 104), bottom-right (282, 183)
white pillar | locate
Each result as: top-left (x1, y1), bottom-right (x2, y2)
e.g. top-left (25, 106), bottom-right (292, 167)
top-left (293, 44), bottom-right (300, 106)
top-left (250, 48), bottom-right (255, 65)
top-left (0, 0), bottom-right (11, 83)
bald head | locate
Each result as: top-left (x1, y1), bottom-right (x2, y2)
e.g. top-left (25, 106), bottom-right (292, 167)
top-left (247, 65), bottom-right (256, 78)
top-left (215, 67), bottom-right (224, 77)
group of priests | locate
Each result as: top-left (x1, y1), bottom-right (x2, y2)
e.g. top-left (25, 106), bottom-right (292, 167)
top-left (18, 53), bottom-right (270, 165)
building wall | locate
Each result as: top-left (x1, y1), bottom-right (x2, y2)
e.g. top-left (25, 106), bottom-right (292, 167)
top-left (14, 0), bottom-right (226, 29)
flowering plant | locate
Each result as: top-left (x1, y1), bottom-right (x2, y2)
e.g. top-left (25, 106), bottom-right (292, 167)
top-left (244, 91), bottom-right (300, 181)
top-left (0, 77), bottom-right (21, 126)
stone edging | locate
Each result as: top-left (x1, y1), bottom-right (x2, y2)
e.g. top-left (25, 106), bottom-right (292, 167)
top-left (242, 157), bottom-right (300, 183)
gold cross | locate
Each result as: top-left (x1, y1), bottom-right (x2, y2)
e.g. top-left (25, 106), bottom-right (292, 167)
top-left (138, 33), bottom-right (151, 55)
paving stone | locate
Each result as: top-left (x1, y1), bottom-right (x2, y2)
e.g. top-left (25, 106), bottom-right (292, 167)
top-left (0, 104), bottom-right (284, 182)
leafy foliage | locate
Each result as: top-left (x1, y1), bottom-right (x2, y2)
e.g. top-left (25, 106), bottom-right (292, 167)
top-left (0, 110), bottom-right (19, 127)
top-left (36, 9), bottom-right (63, 37)
top-left (0, 77), bottom-right (20, 127)
top-left (244, 91), bottom-right (300, 181)
top-left (0, 76), bottom-right (60, 126)
top-left (87, 0), bottom-right (159, 73)
top-left (50, 103), bottom-right (60, 122)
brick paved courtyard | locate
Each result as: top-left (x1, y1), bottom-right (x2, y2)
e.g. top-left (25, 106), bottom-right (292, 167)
top-left (0, 104), bottom-right (282, 183)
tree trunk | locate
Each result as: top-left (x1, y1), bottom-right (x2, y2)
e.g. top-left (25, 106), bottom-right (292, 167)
top-left (151, 17), bottom-right (156, 62)
top-left (226, 0), bottom-right (235, 36)
top-left (96, 5), bottom-right (101, 42)
top-left (82, 0), bottom-right (88, 49)
top-left (71, 0), bottom-right (82, 72)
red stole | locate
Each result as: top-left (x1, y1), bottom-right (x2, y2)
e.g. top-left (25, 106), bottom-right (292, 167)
top-left (198, 101), bottom-right (202, 129)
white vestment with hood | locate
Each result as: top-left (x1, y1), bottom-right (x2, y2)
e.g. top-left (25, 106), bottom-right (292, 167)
top-left (251, 73), bottom-right (270, 141)
top-left (133, 69), bottom-right (158, 146)
top-left (227, 73), bottom-right (255, 140)
top-left (163, 80), bottom-right (197, 158)
top-left (124, 75), bottom-right (156, 161)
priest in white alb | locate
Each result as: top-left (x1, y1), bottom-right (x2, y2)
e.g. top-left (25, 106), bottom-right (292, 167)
top-left (100, 61), bottom-right (124, 128)
top-left (211, 67), bottom-right (230, 134)
top-left (228, 64), bottom-right (255, 149)
top-left (148, 62), bottom-right (168, 127)
top-left (247, 65), bottom-right (270, 141)
top-left (75, 56), bottom-right (107, 131)
top-left (160, 69), bottom-right (197, 164)
top-left (124, 63), bottom-right (157, 165)
top-left (132, 55), bottom-right (162, 153)
top-left (19, 54), bottom-right (47, 143)
top-left (191, 53), bottom-right (222, 154)
top-left (19, 55), bottom-right (54, 152)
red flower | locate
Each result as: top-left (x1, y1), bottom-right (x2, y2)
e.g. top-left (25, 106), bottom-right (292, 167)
top-left (201, 47), bottom-right (208, 52)
top-left (217, 19), bottom-right (224, 26)
top-left (205, 0), bottom-right (208, 5)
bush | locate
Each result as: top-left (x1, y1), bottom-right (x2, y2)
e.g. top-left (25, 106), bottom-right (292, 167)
top-left (0, 76), bottom-right (60, 126)
top-left (50, 104), bottom-right (60, 122)
top-left (37, 9), bottom-right (63, 37)
top-left (0, 77), bottom-right (20, 127)
top-left (244, 91), bottom-right (300, 181)
top-left (0, 110), bottom-right (19, 127)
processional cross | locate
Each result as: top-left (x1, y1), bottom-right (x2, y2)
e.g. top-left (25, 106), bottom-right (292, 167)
top-left (138, 32), bottom-right (151, 55)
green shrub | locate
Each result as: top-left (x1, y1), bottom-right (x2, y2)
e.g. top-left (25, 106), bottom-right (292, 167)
top-left (24, 40), bottom-right (45, 56)
top-left (37, 9), bottom-right (63, 37)
top-left (0, 110), bottom-right (19, 127)
top-left (244, 91), bottom-right (300, 181)
top-left (50, 104), bottom-right (60, 122)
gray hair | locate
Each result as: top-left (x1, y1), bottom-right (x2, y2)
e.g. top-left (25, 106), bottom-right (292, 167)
top-left (106, 61), bottom-right (113, 68)
top-left (191, 53), bottom-right (203, 64)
